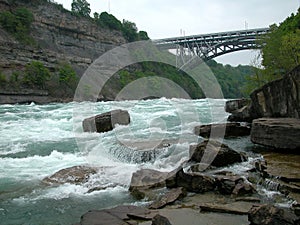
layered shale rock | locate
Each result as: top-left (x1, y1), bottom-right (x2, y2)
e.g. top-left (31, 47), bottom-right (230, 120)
top-left (251, 118), bottom-right (300, 150)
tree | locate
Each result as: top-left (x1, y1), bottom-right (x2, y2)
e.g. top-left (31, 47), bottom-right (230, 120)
top-left (122, 19), bottom-right (138, 42)
top-left (99, 12), bottom-right (122, 30)
top-left (261, 8), bottom-right (300, 76)
top-left (138, 31), bottom-right (149, 40)
top-left (71, 0), bottom-right (91, 17)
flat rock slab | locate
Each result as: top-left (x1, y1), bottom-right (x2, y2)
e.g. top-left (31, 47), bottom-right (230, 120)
top-left (194, 122), bottom-right (251, 138)
top-left (262, 152), bottom-right (300, 182)
top-left (140, 208), bottom-right (249, 225)
top-left (149, 187), bottom-right (186, 209)
top-left (129, 169), bottom-right (171, 190)
top-left (199, 202), bottom-right (253, 215)
top-left (251, 118), bottom-right (300, 150)
top-left (80, 205), bottom-right (158, 225)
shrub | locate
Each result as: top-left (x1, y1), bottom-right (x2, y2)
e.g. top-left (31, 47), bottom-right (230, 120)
top-left (58, 63), bottom-right (77, 84)
top-left (0, 7), bottom-right (34, 44)
top-left (0, 73), bottom-right (7, 86)
top-left (23, 61), bottom-right (51, 89)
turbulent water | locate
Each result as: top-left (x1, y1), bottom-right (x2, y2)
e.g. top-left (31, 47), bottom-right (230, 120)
top-left (0, 98), bottom-right (289, 225)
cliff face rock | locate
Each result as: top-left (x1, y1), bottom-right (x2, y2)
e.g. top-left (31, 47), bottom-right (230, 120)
top-left (228, 66), bottom-right (300, 122)
top-left (0, 0), bottom-right (126, 76)
top-left (250, 65), bottom-right (300, 119)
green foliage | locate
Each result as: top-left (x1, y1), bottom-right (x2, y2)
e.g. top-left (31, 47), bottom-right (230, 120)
top-left (0, 72), bottom-right (7, 87)
top-left (122, 19), bottom-right (138, 42)
top-left (138, 31), bottom-right (149, 40)
top-left (9, 71), bottom-right (21, 86)
top-left (92, 10), bottom-right (148, 42)
top-left (207, 60), bottom-right (253, 98)
top-left (261, 8), bottom-right (300, 76)
top-left (58, 63), bottom-right (77, 84)
top-left (0, 7), bottom-right (34, 44)
top-left (98, 12), bottom-right (122, 30)
top-left (71, 0), bottom-right (91, 17)
top-left (23, 61), bottom-right (51, 89)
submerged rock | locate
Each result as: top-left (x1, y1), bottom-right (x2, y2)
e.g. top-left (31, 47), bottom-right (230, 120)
top-left (82, 109), bottom-right (130, 133)
top-left (248, 204), bottom-right (300, 225)
top-left (194, 122), bottom-right (251, 138)
top-left (42, 165), bottom-right (97, 185)
top-left (189, 140), bottom-right (246, 168)
top-left (251, 118), bottom-right (300, 150)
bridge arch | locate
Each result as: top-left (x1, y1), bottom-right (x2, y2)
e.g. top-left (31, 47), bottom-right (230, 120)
top-left (153, 28), bottom-right (269, 68)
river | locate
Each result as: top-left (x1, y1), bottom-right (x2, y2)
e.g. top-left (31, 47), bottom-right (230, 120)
top-left (0, 98), bottom-right (290, 225)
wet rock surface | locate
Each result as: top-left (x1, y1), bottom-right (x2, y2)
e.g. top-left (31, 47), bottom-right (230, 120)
top-left (79, 205), bottom-right (158, 225)
top-left (225, 99), bottom-right (250, 113)
top-left (189, 140), bottom-right (246, 168)
top-left (166, 168), bottom-right (216, 193)
top-left (149, 187), bottom-right (186, 209)
top-left (251, 118), bottom-right (300, 150)
top-left (151, 214), bottom-right (173, 225)
top-left (228, 66), bottom-right (300, 122)
top-left (82, 109), bottom-right (130, 133)
top-left (248, 204), bottom-right (300, 225)
top-left (194, 122), bottom-right (251, 138)
top-left (42, 165), bottom-right (97, 185)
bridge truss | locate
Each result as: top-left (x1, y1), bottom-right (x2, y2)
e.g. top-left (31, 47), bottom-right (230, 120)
top-left (153, 28), bottom-right (269, 69)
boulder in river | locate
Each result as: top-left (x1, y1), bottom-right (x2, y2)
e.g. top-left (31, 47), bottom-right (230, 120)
top-left (166, 168), bottom-right (216, 193)
top-left (42, 165), bottom-right (97, 185)
top-left (251, 118), bottom-right (300, 150)
top-left (82, 109), bottom-right (130, 133)
top-left (194, 122), bottom-right (251, 138)
top-left (129, 168), bottom-right (180, 199)
top-left (189, 140), bottom-right (246, 168)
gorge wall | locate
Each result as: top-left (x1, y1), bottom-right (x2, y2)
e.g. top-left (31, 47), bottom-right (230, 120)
top-left (0, 0), bottom-right (126, 73)
top-left (228, 65), bottom-right (300, 121)
top-left (250, 65), bottom-right (300, 119)
top-left (0, 0), bottom-right (127, 103)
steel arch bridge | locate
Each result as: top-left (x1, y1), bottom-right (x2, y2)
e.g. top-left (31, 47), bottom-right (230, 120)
top-left (153, 28), bottom-right (269, 69)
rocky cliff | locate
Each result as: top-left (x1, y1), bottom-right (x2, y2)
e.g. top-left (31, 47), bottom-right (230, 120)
top-left (0, 0), bottom-right (127, 103)
top-left (228, 65), bottom-right (300, 121)
top-left (250, 65), bottom-right (300, 119)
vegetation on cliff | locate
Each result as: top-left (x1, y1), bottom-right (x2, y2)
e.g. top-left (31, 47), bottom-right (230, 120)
top-left (0, 6), bottom-right (34, 44)
top-left (244, 8), bottom-right (300, 95)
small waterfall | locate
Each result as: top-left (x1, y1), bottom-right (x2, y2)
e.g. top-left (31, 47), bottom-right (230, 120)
top-left (263, 178), bottom-right (280, 191)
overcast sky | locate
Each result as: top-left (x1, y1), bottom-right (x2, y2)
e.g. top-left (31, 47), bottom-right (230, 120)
top-left (54, 0), bottom-right (299, 66)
